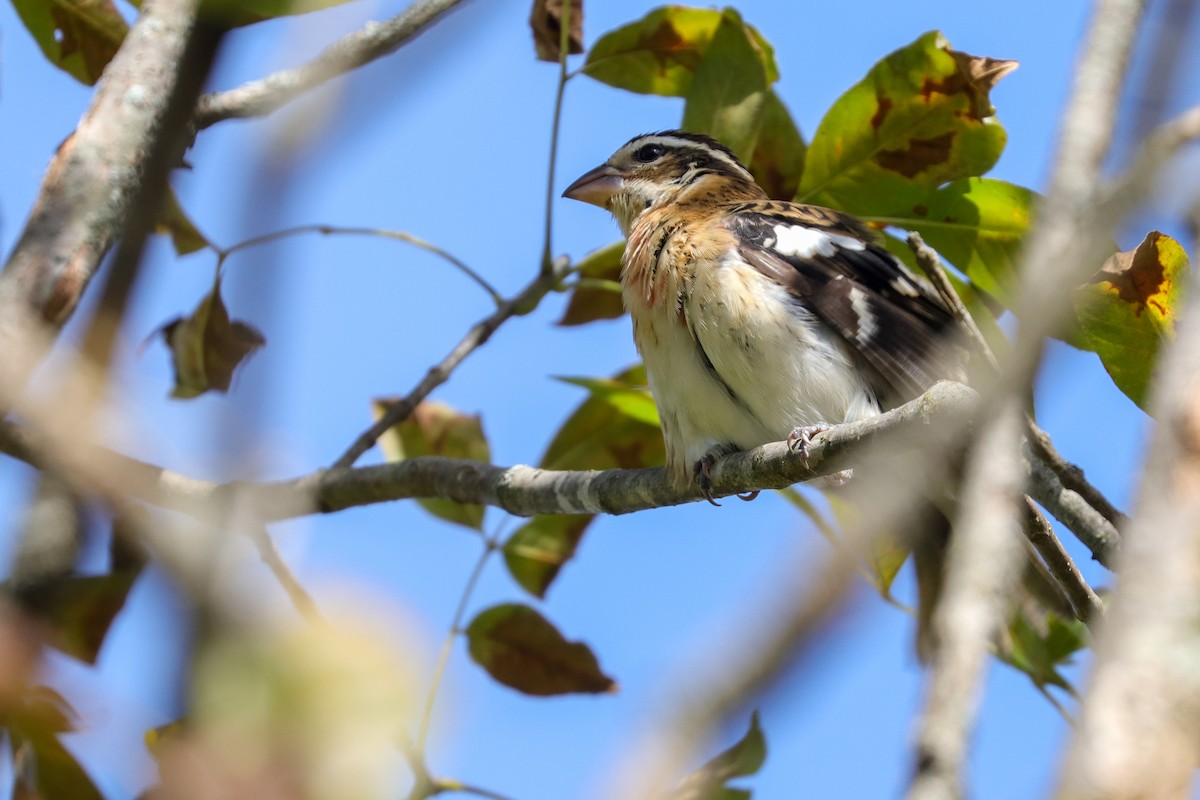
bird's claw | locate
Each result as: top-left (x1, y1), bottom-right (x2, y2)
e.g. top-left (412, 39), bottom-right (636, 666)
top-left (693, 455), bottom-right (722, 507)
top-left (786, 424), bottom-right (831, 469)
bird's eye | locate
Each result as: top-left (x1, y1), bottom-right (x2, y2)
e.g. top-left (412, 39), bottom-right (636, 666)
top-left (633, 143), bottom-right (666, 163)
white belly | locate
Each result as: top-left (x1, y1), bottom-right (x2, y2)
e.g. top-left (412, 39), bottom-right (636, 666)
top-left (632, 249), bottom-right (880, 486)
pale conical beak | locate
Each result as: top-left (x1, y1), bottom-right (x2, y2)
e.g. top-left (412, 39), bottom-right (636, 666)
top-left (562, 164), bottom-right (624, 207)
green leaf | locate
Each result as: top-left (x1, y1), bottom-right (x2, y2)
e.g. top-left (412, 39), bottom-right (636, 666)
top-left (869, 178), bottom-right (1035, 302)
top-left (1000, 610), bottom-right (1089, 692)
top-left (161, 276), bottom-right (265, 399)
top-left (582, 5), bottom-right (777, 97)
top-left (748, 90), bottom-right (806, 200)
top-left (18, 573), bottom-right (139, 664)
top-left (465, 603), bottom-right (616, 696)
top-left (553, 375), bottom-right (660, 426)
top-left (558, 241), bottom-right (626, 326)
top-left (11, 0), bottom-right (128, 84)
top-left (156, 187), bottom-right (211, 256)
top-left (797, 31), bottom-right (1014, 216)
top-left (374, 400), bottom-right (491, 530)
top-left (503, 515), bottom-right (594, 599)
top-left (541, 365), bottom-right (664, 471)
top-left (1072, 231), bottom-right (1188, 409)
top-left (681, 8), bottom-right (768, 161)
top-left (669, 711), bottom-right (767, 799)
top-left (4, 687), bottom-right (103, 800)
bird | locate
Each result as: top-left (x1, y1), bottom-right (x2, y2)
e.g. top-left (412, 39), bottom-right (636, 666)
top-left (562, 130), bottom-right (1073, 658)
top-left (562, 130), bottom-right (964, 501)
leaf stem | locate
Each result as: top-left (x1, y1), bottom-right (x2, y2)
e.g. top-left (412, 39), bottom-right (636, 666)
top-left (540, 0), bottom-right (575, 274)
top-left (415, 531), bottom-right (501, 754)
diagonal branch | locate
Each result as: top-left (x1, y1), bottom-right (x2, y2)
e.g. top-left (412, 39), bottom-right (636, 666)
top-left (0, 0), bottom-right (205, 328)
top-left (193, 0), bottom-right (468, 129)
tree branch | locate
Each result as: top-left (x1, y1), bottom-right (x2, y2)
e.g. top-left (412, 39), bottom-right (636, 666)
top-left (907, 403), bottom-right (1028, 800)
top-left (0, 0), bottom-right (204, 328)
top-left (193, 0), bottom-right (469, 129)
top-left (1053, 205), bottom-right (1200, 800)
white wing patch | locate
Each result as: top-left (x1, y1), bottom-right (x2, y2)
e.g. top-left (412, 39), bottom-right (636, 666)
top-left (848, 286), bottom-right (878, 344)
top-left (770, 224), bottom-right (867, 259)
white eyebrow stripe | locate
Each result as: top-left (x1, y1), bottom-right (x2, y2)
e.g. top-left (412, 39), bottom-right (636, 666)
top-left (624, 135), bottom-right (749, 175)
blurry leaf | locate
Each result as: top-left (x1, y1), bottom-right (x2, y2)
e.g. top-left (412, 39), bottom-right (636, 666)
top-left (466, 603), bottom-right (616, 696)
top-left (155, 188), bottom-right (211, 255)
top-left (558, 241), bottom-right (626, 326)
top-left (582, 6), bottom-right (777, 97)
top-left (503, 515), bottom-right (594, 598)
top-left (681, 8), bottom-right (768, 161)
top-left (797, 31), bottom-right (1014, 216)
top-left (542, 365), bottom-right (664, 471)
top-left (161, 277), bottom-right (265, 399)
top-left (374, 400), bottom-right (490, 530)
top-left (669, 711), bottom-right (766, 799)
top-left (18, 573), bottom-right (139, 664)
top-left (530, 0), bottom-right (583, 62)
top-left (4, 687), bottom-right (103, 800)
top-left (11, 0), bottom-right (128, 84)
top-left (1072, 231), bottom-right (1188, 409)
top-left (1000, 610), bottom-right (1088, 692)
top-left (748, 91), bottom-right (806, 199)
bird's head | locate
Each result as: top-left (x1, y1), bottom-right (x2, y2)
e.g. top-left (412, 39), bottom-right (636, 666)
top-left (562, 131), bottom-right (762, 234)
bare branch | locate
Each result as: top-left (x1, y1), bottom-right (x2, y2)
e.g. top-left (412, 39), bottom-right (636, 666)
top-left (193, 0), bottom-right (469, 129)
top-left (907, 404), bottom-right (1030, 800)
top-left (1054, 216), bottom-right (1200, 799)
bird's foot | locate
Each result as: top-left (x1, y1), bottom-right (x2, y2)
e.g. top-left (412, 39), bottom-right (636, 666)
top-left (692, 451), bottom-right (759, 505)
top-left (824, 468), bottom-right (854, 488)
top-left (786, 424), bottom-right (831, 469)
top-left (692, 454), bottom-right (722, 507)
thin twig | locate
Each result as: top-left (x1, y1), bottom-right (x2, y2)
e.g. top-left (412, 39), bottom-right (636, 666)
top-left (1020, 500), bottom-right (1104, 621)
top-left (906, 231), bottom-right (999, 372)
top-left (329, 265), bottom-right (564, 471)
top-left (193, 0), bottom-right (469, 129)
top-left (247, 524), bottom-right (322, 623)
top-left (216, 223), bottom-right (502, 303)
top-left (415, 534), bottom-right (498, 754)
top-left (539, 0), bottom-right (574, 274)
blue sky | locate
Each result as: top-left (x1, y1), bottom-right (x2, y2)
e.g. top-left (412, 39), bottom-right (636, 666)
top-left (0, 0), bottom-right (1195, 797)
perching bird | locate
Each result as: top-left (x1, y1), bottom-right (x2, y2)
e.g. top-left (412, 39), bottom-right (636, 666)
top-left (562, 130), bottom-right (964, 499)
top-left (563, 131), bottom-right (1073, 658)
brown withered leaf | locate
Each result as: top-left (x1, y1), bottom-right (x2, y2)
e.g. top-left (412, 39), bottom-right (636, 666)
top-left (947, 50), bottom-right (1019, 120)
top-left (466, 603), bottom-right (616, 696)
top-left (162, 278), bottom-right (265, 399)
top-left (530, 0), bottom-right (583, 62)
